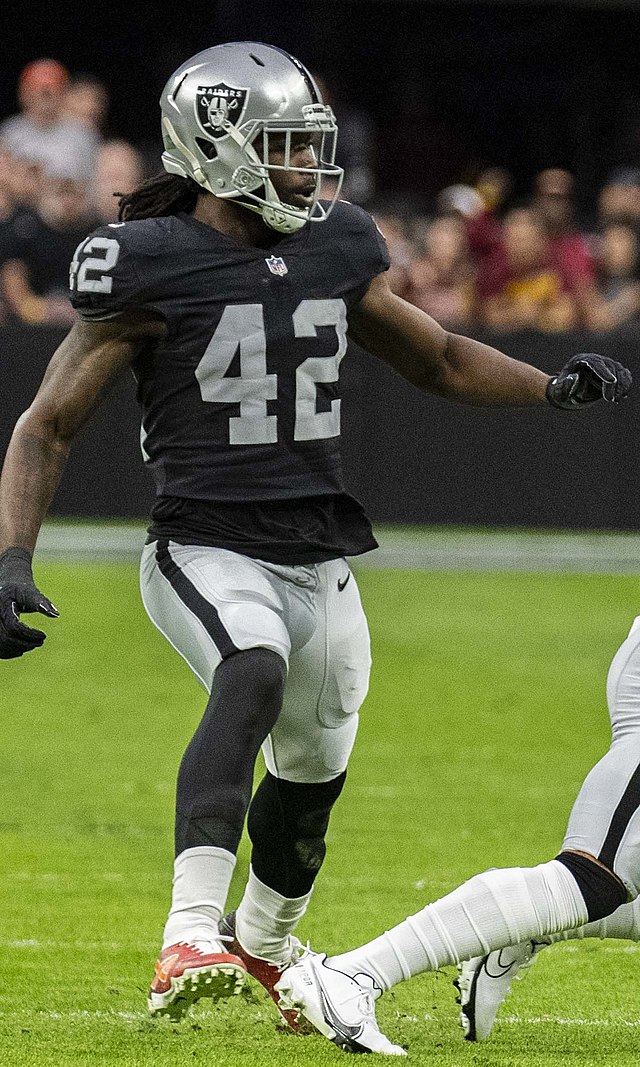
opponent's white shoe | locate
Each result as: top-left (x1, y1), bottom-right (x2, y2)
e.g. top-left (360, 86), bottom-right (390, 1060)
top-left (454, 940), bottom-right (545, 1041)
top-left (274, 951), bottom-right (406, 1055)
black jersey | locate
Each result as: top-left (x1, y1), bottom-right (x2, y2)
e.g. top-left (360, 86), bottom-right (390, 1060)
top-left (69, 201), bottom-right (389, 563)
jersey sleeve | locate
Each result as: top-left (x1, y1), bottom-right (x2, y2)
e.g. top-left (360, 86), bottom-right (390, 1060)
top-left (330, 201), bottom-right (391, 305)
top-left (346, 202), bottom-right (390, 276)
top-left (360, 210), bottom-right (392, 276)
top-left (68, 225), bottom-right (145, 320)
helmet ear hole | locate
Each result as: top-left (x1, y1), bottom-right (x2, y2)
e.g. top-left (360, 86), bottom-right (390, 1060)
top-left (196, 137), bottom-right (217, 161)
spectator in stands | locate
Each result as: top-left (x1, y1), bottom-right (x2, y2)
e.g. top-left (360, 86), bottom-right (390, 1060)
top-left (0, 59), bottom-right (100, 180)
top-left (477, 205), bottom-right (577, 331)
top-left (598, 167), bottom-right (640, 229)
top-left (408, 215), bottom-right (475, 328)
top-left (62, 73), bottom-right (110, 136)
top-left (593, 222), bottom-right (640, 328)
top-left (0, 164), bottom-right (99, 325)
top-left (475, 167), bottom-right (513, 217)
top-left (0, 149), bottom-right (45, 321)
top-left (531, 167), bottom-right (604, 328)
top-left (0, 153), bottom-right (45, 220)
top-left (93, 139), bottom-right (144, 224)
top-left (436, 179), bottom-right (506, 270)
top-left (0, 149), bottom-right (18, 322)
top-left (0, 146), bottom-right (18, 223)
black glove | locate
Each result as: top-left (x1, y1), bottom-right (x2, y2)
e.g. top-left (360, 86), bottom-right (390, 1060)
top-left (546, 353), bottom-right (632, 409)
top-left (0, 547), bottom-right (59, 659)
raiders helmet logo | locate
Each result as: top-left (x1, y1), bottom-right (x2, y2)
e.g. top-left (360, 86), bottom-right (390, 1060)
top-left (195, 83), bottom-right (249, 139)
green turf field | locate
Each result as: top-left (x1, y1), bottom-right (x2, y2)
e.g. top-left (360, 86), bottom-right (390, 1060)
top-left (3, 558), bottom-right (640, 1065)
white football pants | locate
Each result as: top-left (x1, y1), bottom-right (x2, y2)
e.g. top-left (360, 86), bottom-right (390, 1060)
top-left (139, 540), bottom-right (371, 783)
top-left (562, 615), bottom-right (640, 897)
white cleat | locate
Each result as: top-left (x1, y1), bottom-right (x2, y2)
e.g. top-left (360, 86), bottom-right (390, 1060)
top-left (454, 940), bottom-right (545, 1041)
top-left (274, 951), bottom-right (406, 1055)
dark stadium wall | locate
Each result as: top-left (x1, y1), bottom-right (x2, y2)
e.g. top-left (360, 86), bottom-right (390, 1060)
top-left (2, 326), bottom-right (638, 529)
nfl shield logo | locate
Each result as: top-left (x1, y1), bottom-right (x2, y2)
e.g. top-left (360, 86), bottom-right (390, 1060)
top-left (265, 255), bottom-right (288, 276)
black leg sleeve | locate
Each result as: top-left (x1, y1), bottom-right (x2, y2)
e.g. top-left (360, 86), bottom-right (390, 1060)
top-left (247, 769), bottom-right (347, 897)
top-left (175, 647), bottom-right (286, 857)
top-left (556, 851), bottom-right (628, 921)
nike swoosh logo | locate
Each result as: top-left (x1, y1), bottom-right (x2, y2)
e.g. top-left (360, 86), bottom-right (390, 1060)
top-left (337, 573), bottom-right (351, 592)
top-left (483, 950), bottom-right (519, 980)
top-left (318, 986), bottom-right (364, 1040)
top-left (155, 952), bottom-right (180, 983)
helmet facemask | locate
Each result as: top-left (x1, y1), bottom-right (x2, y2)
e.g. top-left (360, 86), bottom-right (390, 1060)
top-left (228, 107), bottom-right (343, 233)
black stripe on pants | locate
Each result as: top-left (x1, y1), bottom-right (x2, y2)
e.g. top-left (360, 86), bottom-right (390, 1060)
top-left (154, 539), bottom-right (238, 660)
top-left (599, 762), bottom-right (640, 871)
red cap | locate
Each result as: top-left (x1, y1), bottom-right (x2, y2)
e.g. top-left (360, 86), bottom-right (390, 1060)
top-left (19, 59), bottom-right (69, 93)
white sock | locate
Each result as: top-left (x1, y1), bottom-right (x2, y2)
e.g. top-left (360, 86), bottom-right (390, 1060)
top-left (329, 860), bottom-right (588, 991)
top-left (235, 866), bottom-right (312, 965)
top-left (547, 894), bottom-right (640, 943)
top-left (162, 845), bottom-right (236, 950)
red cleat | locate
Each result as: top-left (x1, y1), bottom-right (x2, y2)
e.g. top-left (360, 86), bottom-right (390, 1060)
top-left (148, 940), bottom-right (246, 1021)
top-left (219, 911), bottom-right (312, 1033)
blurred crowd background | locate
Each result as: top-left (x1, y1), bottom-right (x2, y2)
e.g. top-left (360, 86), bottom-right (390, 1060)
top-left (4, 1), bottom-right (640, 333)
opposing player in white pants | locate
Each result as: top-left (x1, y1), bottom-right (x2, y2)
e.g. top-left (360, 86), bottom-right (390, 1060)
top-left (276, 616), bottom-right (640, 1053)
top-left (455, 614), bottom-right (640, 1041)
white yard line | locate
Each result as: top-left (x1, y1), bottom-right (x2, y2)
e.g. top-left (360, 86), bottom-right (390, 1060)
top-left (36, 523), bottom-right (640, 573)
top-left (421, 1012), bottom-right (640, 1028)
top-left (0, 1009), bottom-right (148, 1022)
top-left (501, 1015), bottom-right (640, 1027)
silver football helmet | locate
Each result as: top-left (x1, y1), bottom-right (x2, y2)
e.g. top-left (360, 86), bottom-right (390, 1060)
top-left (160, 42), bottom-right (343, 234)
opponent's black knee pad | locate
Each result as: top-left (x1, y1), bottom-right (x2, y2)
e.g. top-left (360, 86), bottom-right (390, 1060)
top-left (556, 850), bottom-right (628, 921)
top-left (248, 770), bottom-right (347, 897)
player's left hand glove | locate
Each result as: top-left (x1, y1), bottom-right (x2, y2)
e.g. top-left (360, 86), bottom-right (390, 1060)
top-left (546, 353), bottom-right (632, 409)
top-left (0, 548), bottom-right (59, 659)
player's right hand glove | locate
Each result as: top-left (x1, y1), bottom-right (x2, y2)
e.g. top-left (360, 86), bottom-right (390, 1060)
top-left (546, 353), bottom-right (632, 409)
top-left (0, 547), bottom-right (59, 659)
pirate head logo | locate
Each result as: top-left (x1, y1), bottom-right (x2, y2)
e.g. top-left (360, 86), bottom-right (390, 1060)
top-left (195, 83), bottom-right (249, 140)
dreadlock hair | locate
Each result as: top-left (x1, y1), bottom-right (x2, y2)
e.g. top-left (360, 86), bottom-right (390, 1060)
top-left (117, 171), bottom-right (202, 221)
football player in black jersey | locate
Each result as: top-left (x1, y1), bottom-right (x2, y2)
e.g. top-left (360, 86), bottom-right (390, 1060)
top-left (0, 42), bottom-right (632, 1044)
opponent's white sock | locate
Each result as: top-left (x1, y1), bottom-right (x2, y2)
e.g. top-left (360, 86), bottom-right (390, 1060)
top-left (547, 894), bottom-right (640, 943)
top-left (329, 860), bottom-right (588, 992)
top-left (162, 845), bottom-right (236, 950)
top-left (235, 866), bottom-right (312, 965)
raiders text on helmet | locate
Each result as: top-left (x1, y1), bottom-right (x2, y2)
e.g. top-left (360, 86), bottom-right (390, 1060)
top-left (160, 42), bottom-right (343, 234)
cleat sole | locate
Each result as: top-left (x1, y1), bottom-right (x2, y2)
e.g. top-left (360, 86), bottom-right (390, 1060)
top-left (148, 963), bottom-right (246, 1021)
